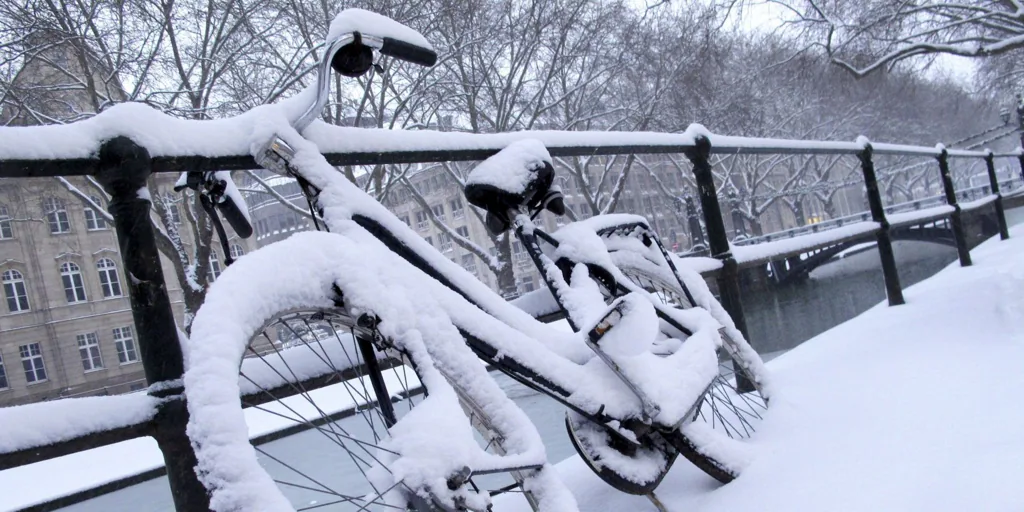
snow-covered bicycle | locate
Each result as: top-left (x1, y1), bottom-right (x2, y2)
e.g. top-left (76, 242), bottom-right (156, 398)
top-left (183, 9), bottom-right (769, 512)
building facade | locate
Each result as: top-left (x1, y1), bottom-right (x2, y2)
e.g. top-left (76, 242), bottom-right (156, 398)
top-left (0, 40), bottom-right (256, 406)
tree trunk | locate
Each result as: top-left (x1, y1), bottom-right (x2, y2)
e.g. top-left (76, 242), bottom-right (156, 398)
top-left (493, 234), bottom-right (517, 298)
top-left (749, 217), bottom-right (764, 236)
top-left (794, 199), bottom-right (806, 226)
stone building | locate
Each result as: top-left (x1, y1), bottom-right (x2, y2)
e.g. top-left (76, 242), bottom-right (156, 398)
top-left (0, 38), bottom-right (256, 406)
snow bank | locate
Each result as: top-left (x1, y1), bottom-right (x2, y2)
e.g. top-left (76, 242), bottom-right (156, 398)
top-left (497, 220), bottom-right (1024, 512)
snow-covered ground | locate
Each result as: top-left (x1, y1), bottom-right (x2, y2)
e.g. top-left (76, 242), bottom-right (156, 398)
top-left (4, 215), bottom-right (1023, 511)
top-left (496, 221), bottom-right (1024, 512)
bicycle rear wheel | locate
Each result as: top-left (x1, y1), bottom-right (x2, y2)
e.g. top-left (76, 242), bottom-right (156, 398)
top-left (615, 260), bottom-right (769, 441)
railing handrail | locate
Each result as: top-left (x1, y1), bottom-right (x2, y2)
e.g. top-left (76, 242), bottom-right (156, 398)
top-left (0, 106), bottom-right (1022, 512)
top-left (1, 104), bottom-right (1021, 178)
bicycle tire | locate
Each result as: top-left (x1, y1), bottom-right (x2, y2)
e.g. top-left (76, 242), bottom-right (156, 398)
top-left (184, 235), bottom-right (548, 512)
top-left (192, 303), bottom-right (447, 511)
top-left (612, 257), bottom-right (768, 484)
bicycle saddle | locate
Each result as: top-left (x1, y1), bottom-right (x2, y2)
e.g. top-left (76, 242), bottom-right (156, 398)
top-left (464, 139), bottom-right (562, 234)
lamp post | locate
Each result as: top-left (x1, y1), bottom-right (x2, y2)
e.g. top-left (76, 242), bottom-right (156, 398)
top-left (1017, 93), bottom-right (1024, 182)
top-left (1017, 93), bottom-right (1024, 145)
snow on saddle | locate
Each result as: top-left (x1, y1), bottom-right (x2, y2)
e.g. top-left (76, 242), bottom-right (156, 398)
top-left (464, 139), bottom-right (564, 234)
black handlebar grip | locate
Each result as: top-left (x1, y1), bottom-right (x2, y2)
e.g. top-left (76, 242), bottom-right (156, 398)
top-left (216, 198), bottom-right (254, 238)
top-left (379, 37), bottom-right (437, 67)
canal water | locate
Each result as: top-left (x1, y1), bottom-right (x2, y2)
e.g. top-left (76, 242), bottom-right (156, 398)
top-left (56, 208), bottom-right (1024, 511)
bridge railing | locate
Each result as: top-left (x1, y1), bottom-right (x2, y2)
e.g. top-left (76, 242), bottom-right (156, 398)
top-left (0, 109), bottom-right (1023, 511)
top-left (733, 178), bottom-right (1022, 248)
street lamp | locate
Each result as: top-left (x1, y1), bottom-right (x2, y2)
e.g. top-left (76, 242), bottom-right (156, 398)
top-left (1017, 93), bottom-right (1024, 132)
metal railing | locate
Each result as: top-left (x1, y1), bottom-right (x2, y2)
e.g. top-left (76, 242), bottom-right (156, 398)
top-left (733, 178), bottom-right (1022, 248)
top-left (0, 115), bottom-right (1022, 510)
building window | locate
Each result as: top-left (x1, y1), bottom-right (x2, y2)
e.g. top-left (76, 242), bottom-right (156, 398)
top-left (438, 232), bottom-right (453, 252)
top-left (209, 253), bottom-right (222, 280)
top-left (19, 343), bottom-right (47, 383)
top-left (2, 269), bottom-right (29, 312)
top-left (513, 241), bottom-right (528, 261)
top-left (424, 236), bottom-right (433, 247)
top-left (518, 277), bottom-right (536, 293)
top-left (415, 211), bottom-right (428, 229)
top-left (167, 202), bottom-right (181, 225)
top-left (97, 258), bottom-right (123, 298)
top-left (450, 198), bottom-right (464, 219)
top-left (456, 226), bottom-right (469, 238)
top-left (0, 353), bottom-right (7, 389)
top-left (77, 333), bottom-right (104, 372)
top-left (113, 326), bottom-right (139, 364)
top-left (229, 244), bottom-right (245, 259)
top-left (431, 204), bottom-right (446, 221)
top-left (0, 205), bottom-right (13, 239)
top-left (44, 197), bottom-right (71, 234)
top-left (461, 254), bottom-right (477, 273)
top-left (60, 262), bottom-right (87, 304)
top-left (400, 215), bottom-right (410, 227)
top-left (84, 196), bottom-right (108, 230)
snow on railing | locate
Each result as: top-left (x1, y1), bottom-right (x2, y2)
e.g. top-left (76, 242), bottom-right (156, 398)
top-left (886, 205), bottom-right (955, 228)
top-left (0, 103), bottom-right (1019, 178)
top-left (0, 393), bottom-right (160, 456)
top-left (0, 98), bottom-right (1021, 511)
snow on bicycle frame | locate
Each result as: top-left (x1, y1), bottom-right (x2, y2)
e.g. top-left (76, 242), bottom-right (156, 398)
top-left (224, 107), bottom-right (724, 508)
top-left (185, 8), bottom-right (738, 512)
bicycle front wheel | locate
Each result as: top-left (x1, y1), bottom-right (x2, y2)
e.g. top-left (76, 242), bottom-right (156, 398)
top-left (184, 232), bottom-right (547, 512)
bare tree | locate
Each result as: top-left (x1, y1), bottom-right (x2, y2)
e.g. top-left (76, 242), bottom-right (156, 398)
top-left (759, 0), bottom-right (1024, 78)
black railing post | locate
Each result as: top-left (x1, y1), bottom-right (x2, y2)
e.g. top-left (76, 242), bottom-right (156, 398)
top-left (984, 152), bottom-right (1010, 240)
top-left (858, 142), bottom-right (905, 306)
top-left (686, 136), bottom-right (755, 392)
top-left (936, 148), bottom-right (972, 267)
top-left (95, 137), bottom-right (210, 512)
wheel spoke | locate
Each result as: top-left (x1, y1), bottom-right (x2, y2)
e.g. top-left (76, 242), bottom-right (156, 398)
top-left (617, 261), bottom-right (768, 441)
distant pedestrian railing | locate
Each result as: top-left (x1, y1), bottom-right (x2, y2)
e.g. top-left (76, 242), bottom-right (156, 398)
top-left (733, 178), bottom-right (1022, 248)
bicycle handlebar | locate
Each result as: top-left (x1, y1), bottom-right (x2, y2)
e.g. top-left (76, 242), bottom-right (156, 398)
top-left (293, 12), bottom-right (436, 133)
top-left (379, 36), bottom-right (437, 67)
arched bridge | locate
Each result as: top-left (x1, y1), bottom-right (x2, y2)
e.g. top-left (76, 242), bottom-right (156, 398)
top-left (766, 218), bottom-right (961, 285)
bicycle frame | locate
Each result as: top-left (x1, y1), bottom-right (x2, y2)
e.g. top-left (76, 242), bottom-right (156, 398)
top-left (284, 179), bottom-right (687, 430)
top-left (247, 27), bottom-right (725, 433)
